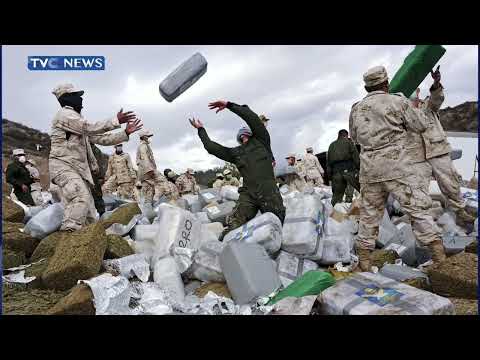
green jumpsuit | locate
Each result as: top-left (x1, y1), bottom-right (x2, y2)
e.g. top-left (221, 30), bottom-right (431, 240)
top-left (197, 102), bottom-right (285, 240)
top-left (6, 160), bottom-right (35, 206)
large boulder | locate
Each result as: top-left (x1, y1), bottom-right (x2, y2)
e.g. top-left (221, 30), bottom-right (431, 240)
top-left (99, 203), bottom-right (141, 229)
top-left (2, 247), bottom-right (27, 269)
top-left (3, 221), bottom-right (40, 257)
top-left (2, 284), bottom-right (67, 315)
top-left (46, 283), bottom-right (95, 315)
top-left (30, 231), bottom-right (69, 262)
top-left (2, 196), bottom-right (25, 223)
top-left (42, 223), bottom-right (108, 291)
top-left (428, 252), bottom-right (478, 300)
top-left (104, 234), bottom-right (134, 259)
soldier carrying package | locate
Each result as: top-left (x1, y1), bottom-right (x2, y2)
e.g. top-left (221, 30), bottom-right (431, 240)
top-left (189, 99), bottom-right (286, 241)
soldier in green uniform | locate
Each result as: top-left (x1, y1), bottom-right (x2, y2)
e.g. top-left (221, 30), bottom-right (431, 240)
top-left (190, 100), bottom-right (285, 240)
top-left (6, 149), bottom-right (35, 206)
top-left (327, 129), bottom-right (361, 206)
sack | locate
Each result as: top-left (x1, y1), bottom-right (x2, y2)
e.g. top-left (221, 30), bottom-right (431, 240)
top-left (199, 188), bottom-right (222, 208)
top-left (220, 185), bottom-right (240, 202)
top-left (182, 194), bottom-right (202, 213)
top-left (188, 240), bottom-right (226, 283)
top-left (205, 201), bottom-right (236, 225)
top-left (153, 256), bottom-right (185, 303)
top-left (319, 215), bottom-right (356, 265)
top-left (275, 250), bottom-right (319, 288)
top-left (224, 212), bottom-right (282, 255)
top-left (24, 203), bottom-right (64, 239)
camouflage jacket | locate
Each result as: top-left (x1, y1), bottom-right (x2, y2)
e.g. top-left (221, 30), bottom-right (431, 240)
top-left (49, 106), bottom-right (129, 186)
top-left (105, 152), bottom-right (136, 185)
top-left (136, 139), bottom-right (157, 182)
top-left (223, 177), bottom-right (240, 187)
top-left (155, 173), bottom-right (180, 201)
top-left (349, 91), bottom-right (429, 184)
top-left (303, 152), bottom-right (324, 178)
top-left (212, 179), bottom-right (224, 189)
top-left (175, 174), bottom-right (198, 194)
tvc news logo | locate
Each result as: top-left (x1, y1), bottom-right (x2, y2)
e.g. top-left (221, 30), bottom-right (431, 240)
top-left (28, 56), bottom-right (105, 71)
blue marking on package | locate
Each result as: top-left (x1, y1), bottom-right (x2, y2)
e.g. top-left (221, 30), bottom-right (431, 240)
top-left (355, 284), bottom-right (404, 307)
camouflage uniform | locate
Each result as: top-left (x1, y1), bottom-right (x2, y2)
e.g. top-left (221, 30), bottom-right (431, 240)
top-left (136, 136), bottom-right (157, 204)
top-left (175, 173), bottom-right (198, 195)
top-left (26, 162), bottom-right (44, 206)
top-left (213, 178), bottom-right (224, 189)
top-left (196, 102), bottom-right (285, 240)
top-left (49, 105), bottom-right (129, 231)
top-left (223, 176), bottom-right (240, 187)
top-left (105, 151), bottom-right (137, 199)
top-left (327, 137), bottom-right (360, 206)
top-left (154, 172), bottom-right (180, 202)
top-left (303, 152), bottom-right (324, 186)
top-left (349, 68), bottom-right (441, 255)
top-left (284, 161), bottom-right (307, 192)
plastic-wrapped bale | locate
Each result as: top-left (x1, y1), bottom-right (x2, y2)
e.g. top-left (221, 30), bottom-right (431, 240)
top-left (42, 223), bottom-right (108, 291)
top-left (318, 215), bottom-right (356, 265)
top-left (223, 212), bottom-right (282, 255)
top-left (153, 256), bottom-right (185, 303)
top-left (106, 214), bottom-right (143, 237)
top-left (202, 222), bottom-right (224, 240)
top-left (205, 201), bottom-right (236, 225)
top-left (318, 272), bottom-right (454, 315)
top-left (182, 194), bottom-right (202, 213)
top-left (268, 295), bottom-right (318, 315)
top-left (382, 222), bottom-right (417, 266)
top-left (103, 253), bottom-right (150, 282)
top-left (199, 188), bottom-right (222, 208)
top-left (281, 193), bottom-right (326, 260)
top-left (154, 204), bottom-right (203, 253)
top-left (275, 250), bottom-right (319, 288)
top-left (437, 212), bottom-right (467, 235)
top-left (427, 252), bottom-right (478, 300)
top-left (23, 205), bottom-right (47, 224)
top-left (379, 264), bottom-right (430, 290)
top-left (220, 185), bottom-right (239, 202)
top-left (219, 241), bottom-right (281, 305)
top-left (2, 196), bottom-right (25, 223)
top-left (102, 194), bottom-right (128, 211)
top-left (442, 234), bottom-right (475, 255)
top-left (195, 211), bottom-right (211, 224)
top-left (159, 52), bottom-right (207, 103)
top-left (376, 210), bottom-right (401, 248)
top-left (100, 203), bottom-right (141, 229)
top-left (188, 239), bottom-right (226, 283)
top-left (24, 203), bottom-right (64, 240)
top-left (130, 224), bottom-right (161, 264)
top-left (269, 270), bottom-right (335, 305)
top-left (30, 231), bottom-right (69, 262)
top-left (2, 221), bottom-right (40, 258)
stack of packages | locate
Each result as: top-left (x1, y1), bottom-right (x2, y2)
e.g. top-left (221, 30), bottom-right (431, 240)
top-left (4, 181), bottom-right (476, 315)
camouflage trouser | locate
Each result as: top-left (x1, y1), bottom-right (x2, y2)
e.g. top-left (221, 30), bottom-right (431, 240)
top-left (53, 170), bottom-right (97, 231)
top-left (356, 174), bottom-right (441, 250)
top-left (141, 180), bottom-right (155, 205)
top-left (220, 188), bottom-right (286, 240)
top-left (30, 182), bottom-right (44, 206)
top-left (90, 177), bottom-right (105, 216)
top-left (117, 182), bottom-right (135, 200)
top-left (102, 176), bottom-right (117, 195)
top-left (344, 184), bottom-right (354, 203)
top-left (428, 154), bottom-right (465, 212)
top-left (331, 170), bottom-right (360, 206)
top-left (306, 175), bottom-right (324, 187)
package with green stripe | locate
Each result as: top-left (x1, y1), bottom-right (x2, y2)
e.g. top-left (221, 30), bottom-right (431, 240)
top-left (318, 272), bottom-right (454, 315)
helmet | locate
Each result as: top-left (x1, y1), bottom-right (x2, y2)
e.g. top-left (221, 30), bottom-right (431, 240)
top-left (236, 127), bottom-right (252, 144)
top-left (223, 169), bottom-right (231, 176)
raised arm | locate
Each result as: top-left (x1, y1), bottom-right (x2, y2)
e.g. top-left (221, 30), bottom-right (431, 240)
top-left (426, 65), bottom-right (445, 113)
top-left (189, 117), bottom-right (235, 163)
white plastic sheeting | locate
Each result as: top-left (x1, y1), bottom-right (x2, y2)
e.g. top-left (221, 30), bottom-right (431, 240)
top-left (24, 203), bottom-right (64, 239)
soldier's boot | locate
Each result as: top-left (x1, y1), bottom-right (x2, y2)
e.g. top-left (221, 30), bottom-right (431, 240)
top-left (354, 248), bottom-right (372, 272)
top-left (427, 239), bottom-right (447, 264)
top-left (455, 209), bottom-right (475, 229)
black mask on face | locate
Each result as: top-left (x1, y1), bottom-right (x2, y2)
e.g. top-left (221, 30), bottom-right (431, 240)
top-left (115, 149), bottom-right (123, 155)
top-left (59, 93), bottom-right (83, 114)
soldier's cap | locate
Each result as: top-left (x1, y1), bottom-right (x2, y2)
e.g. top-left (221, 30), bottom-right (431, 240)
top-left (363, 66), bottom-right (389, 87)
top-left (259, 114), bottom-right (270, 122)
top-left (167, 171), bottom-right (176, 179)
top-left (187, 168), bottom-right (194, 175)
top-left (12, 148), bottom-right (25, 156)
top-left (138, 129), bottom-right (153, 138)
top-left (285, 153), bottom-right (296, 159)
top-left (223, 169), bottom-right (231, 175)
top-left (216, 172), bottom-right (223, 178)
top-left (52, 83), bottom-right (84, 99)
top-left (306, 147), bottom-right (313, 152)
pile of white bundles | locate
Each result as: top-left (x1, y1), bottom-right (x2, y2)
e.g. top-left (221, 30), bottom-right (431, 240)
top-left (204, 201), bottom-right (236, 224)
top-left (199, 188), bottom-right (222, 208)
top-left (320, 212), bottom-right (356, 265)
top-left (318, 272), bottom-right (454, 315)
top-left (182, 194), bottom-right (203, 213)
top-left (223, 212), bottom-right (282, 255)
top-left (187, 239), bottom-right (226, 283)
top-left (220, 185), bottom-right (240, 202)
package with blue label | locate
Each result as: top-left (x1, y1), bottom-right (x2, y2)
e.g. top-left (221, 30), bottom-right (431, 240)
top-left (223, 212), bottom-right (282, 255)
top-left (318, 272), bottom-right (454, 315)
top-left (281, 193), bottom-right (326, 260)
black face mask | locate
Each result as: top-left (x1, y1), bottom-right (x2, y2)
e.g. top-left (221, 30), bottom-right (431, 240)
top-left (59, 93), bottom-right (83, 114)
top-left (116, 149), bottom-right (123, 155)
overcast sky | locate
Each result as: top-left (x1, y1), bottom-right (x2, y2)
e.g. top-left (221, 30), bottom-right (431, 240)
top-left (2, 45), bottom-right (478, 179)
